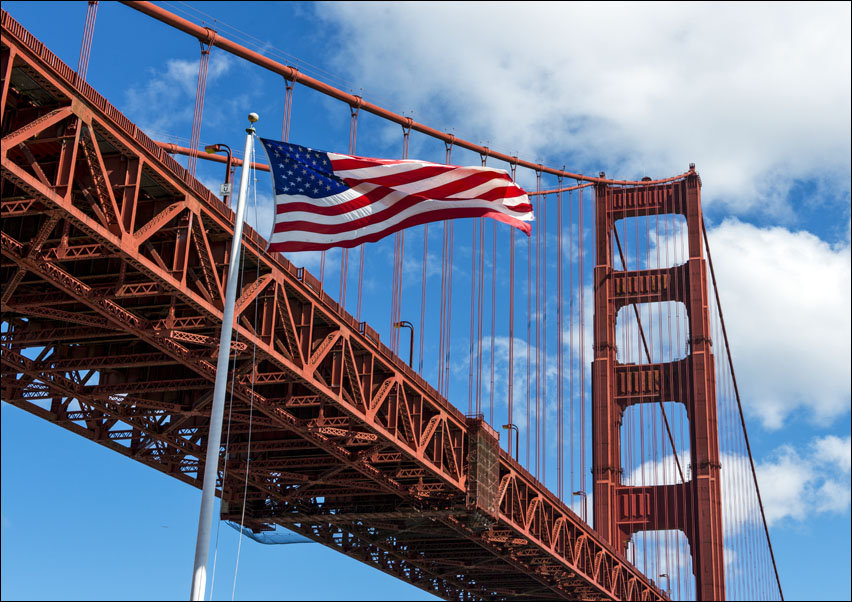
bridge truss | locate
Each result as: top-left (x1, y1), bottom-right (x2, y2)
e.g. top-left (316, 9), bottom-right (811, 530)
top-left (0, 11), bottom-right (667, 600)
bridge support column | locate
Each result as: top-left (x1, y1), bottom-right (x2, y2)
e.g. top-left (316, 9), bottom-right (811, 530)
top-left (592, 173), bottom-right (725, 600)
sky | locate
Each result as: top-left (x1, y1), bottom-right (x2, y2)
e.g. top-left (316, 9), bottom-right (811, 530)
top-left (1, 2), bottom-right (850, 601)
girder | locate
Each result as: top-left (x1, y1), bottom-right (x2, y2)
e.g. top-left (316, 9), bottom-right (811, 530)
top-left (0, 11), bottom-right (665, 601)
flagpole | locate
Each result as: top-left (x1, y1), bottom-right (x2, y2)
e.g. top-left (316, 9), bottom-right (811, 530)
top-left (190, 112), bottom-right (258, 602)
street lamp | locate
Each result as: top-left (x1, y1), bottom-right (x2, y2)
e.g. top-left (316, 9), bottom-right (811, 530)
top-left (573, 490), bottom-right (587, 522)
top-left (658, 573), bottom-right (669, 597)
top-left (501, 423), bottom-right (519, 461)
top-left (204, 143), bottom-right (233, 205)
top-left (393, 321), bottom-right (414, 367)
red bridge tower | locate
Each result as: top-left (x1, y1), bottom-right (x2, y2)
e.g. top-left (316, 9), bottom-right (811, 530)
top-left (592, 172), bottom-right (725, 600)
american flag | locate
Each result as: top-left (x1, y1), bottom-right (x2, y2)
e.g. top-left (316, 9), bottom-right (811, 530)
top-left (258, 138), bottom-right (534, 252)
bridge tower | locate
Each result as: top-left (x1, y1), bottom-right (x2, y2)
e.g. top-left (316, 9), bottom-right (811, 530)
top-left (591, 172), bottom-right (725, 600)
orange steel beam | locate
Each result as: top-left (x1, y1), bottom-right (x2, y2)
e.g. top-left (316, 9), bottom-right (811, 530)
top-left (156, 143), bottom-right (590, 200)
top-left (1, 11), bottom-right (666, 601)
top-left (157, 141), bottom-right (270, 172)
top-left (121, 0), bottom-right (689, 187)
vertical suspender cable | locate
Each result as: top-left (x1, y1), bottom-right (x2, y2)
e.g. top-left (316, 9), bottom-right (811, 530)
top-left (534, 170), bottom-right (541, 477)
top-left (438, 222), bottom-right (448, 391)
top-left (578, 184), bottom-right (586, 514)
top-left (557, 175), bottom-right (564, 499)
top-left (468, 218), bottom-right (478, 414)
top-left (391, 123), bottom-right (411, 352)
top-left (508, 161), bottom-right (517, 456)
top-left (339, 103), bottom-right (359, 310)
top-left (438, 139), bottom-right (454, 395)
top-left (526, 181), bottom-right (532, 467)
top-left (76, 1), bottom-right (98, 82)
top-left (568, 187), bottom-right (575, 510)
top-left (188, 35), bottom-right (214, 177)
top-left (544, 190), bottom-right (550, 482)
top-left (476, 213), bottom-right (485, 416)
top-left (419, 222), bottom-right (428, 374)
top-left (445, 217), bottom-right (455, 398)
top-left (489, 219), bottom-right (496, 425)
top-left (280, 78), bottom-right (294, 142)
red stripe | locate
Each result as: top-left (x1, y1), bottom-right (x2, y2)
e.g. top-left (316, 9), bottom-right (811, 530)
top-left (342, 164), bottom-right (452, 188)
top-left (269, 207), bottom-right (532, 252)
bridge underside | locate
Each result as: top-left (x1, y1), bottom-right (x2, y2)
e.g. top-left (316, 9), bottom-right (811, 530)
top-left (1, 11), bottom-right (664, 601)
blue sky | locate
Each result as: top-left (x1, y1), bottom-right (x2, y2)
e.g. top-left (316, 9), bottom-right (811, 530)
top-left (1, 2), bottom-right (850, 601)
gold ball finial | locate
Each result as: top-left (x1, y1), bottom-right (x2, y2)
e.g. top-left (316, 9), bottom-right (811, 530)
top-left (248, 112), bottom-right (259, 124)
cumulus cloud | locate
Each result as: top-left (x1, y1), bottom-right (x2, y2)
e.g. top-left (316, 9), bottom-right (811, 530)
top-left (757, 435), bottom-right (852, 524)
top-left (320, 2), bottom-right (851, 218)
top-left (706, 219), bottom-right (851, 428)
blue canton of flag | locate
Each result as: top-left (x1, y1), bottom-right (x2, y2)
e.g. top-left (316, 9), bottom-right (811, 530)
top-left (264, 139), bottom-right (348, 198)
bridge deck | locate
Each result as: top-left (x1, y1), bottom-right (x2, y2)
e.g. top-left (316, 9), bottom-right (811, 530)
top-left (0, 11), bottom-right (664, 601)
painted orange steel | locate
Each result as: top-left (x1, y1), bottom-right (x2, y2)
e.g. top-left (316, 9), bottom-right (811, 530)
top-left (157, 141), bottom-right (270, 172)
top-left (1, 12), bottom-right (666, 601)
top-left (592, 179), bottom-right (725, 599)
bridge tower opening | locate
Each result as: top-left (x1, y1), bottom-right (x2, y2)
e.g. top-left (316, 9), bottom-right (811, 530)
top-left (592, 174), bottom-right (725, 600)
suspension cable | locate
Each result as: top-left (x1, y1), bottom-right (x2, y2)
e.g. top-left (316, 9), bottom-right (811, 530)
top-left (701, 216), bottom-right (784, 600)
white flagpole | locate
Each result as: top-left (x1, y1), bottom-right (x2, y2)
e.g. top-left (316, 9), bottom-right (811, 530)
top-left (190, 112), bottom-right (259, 601)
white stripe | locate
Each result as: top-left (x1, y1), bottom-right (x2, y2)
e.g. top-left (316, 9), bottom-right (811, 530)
top-left (333, 161), bottom-right (432, 179)
top-left (327, 152), bottom-right (422, 165)
top-left (271, 195), bottom-right (533, 245)
top-left (274, 186), bottom-right (365, 209)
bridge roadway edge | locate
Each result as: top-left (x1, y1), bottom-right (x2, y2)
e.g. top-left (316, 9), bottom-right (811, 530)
top-left (0, 10), bottom-right (665, 601)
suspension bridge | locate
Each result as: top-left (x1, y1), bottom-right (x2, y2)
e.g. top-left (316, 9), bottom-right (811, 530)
top-left (1, 3), bottom-right (784, 600)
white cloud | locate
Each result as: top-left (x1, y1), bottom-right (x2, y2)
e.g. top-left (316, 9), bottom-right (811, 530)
top-left (706, 219), bottom-right (851, 428)
top-left (812, 434), bottom-right (852, 474)
top-left (757, 435), bottom-right (851, 525)
top-left (320, 2), bottom-right (851, 218)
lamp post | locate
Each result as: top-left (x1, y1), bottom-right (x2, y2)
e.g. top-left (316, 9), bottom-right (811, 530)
top-left (658, 573), bottom-right (670, 598)
top-left (573, 490), bottom-right (587, 522)
top-left (204, 143), bottom-right (233, 205)
top-left (393, 320), bottom-right (414, 367)
top-left (501, 423), bottom-right (519, 461)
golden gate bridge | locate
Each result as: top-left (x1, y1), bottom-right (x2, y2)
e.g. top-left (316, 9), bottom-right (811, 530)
top-left (1, 3), bottom-right (783, 600)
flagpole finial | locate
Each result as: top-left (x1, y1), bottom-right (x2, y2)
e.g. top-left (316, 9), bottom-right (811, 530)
top-left (247, 112), bottom-right (259, 133)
